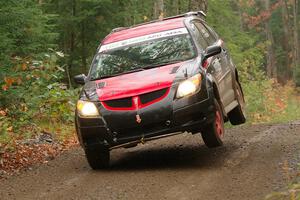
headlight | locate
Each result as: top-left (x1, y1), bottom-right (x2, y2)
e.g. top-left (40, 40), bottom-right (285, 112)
top-left (176, 74), bottom-right (202, 98)
top-left (77, 100), bottom-right (100, 117)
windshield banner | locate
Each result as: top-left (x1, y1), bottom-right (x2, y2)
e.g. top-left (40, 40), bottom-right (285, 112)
top-left (99, 28), bottom-right (188, 53)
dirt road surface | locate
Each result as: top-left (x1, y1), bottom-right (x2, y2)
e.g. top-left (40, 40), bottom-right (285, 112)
top-left (1, 122), bottom-right (300, 200)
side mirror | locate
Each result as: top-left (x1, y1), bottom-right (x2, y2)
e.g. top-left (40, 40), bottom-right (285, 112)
top-left (202, 45), bottom-right (222, 66)
top-left (74, 74), bottom-right (87, 85)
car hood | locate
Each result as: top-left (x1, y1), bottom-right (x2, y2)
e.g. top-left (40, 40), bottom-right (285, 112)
top-left (95, 62), bottom-right (187, 101)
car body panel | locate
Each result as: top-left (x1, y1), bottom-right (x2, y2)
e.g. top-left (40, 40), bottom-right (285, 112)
top-left (95, 62), bottom-right (183, 102)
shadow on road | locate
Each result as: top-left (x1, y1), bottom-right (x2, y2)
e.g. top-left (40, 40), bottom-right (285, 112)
top-left (103, 142), bottom-right (236, 171)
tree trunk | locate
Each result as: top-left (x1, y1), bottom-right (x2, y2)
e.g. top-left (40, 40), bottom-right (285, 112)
top-left (65, 64), bottom-right (72, 89)
top-left (178, 0), bottom-right (182, 14)
top-left (173, 0), bottom-right (179, 15)
top-left (264, 0), bottom-right (276, 78)
top-left (81, 21), bottom-right (87, 71)
top-left (281, 0), bottom-right (292, 81)
top-left (292, 0), bottom-right (300, 86)
top-left (154, 0), bottom-right (164, 19)
top-left (282, 1), bottom-right (291, 52)
top-left (237, 2), bottom-right (244, 31)
top-left (189, 0), bottom-right (208, 13)
top-left (68, 0), bottom-right (76, 88)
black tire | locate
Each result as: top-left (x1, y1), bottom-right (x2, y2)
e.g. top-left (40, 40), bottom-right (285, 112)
top-left (228, 81), bottom-right (246, 125)
top-left (201, 99), bottom-right (225, 148)
top-left (85, 145), bottom-right (110, 170)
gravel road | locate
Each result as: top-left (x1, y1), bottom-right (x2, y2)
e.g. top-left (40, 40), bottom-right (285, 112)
top-left (1, 122), bottom-right (300, 200)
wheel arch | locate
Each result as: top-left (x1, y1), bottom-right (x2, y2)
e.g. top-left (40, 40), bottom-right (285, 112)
top-left (234, 69), bottom-right (245, 97)
top-left (235, 69), bottom-right (239, 82)
top-left (211, 81), bottom-right (228, 120)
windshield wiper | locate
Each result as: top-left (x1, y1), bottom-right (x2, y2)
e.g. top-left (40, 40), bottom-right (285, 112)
top-left (142, 60), bottom-right (184, 70)
top-left (90, 68), bottom-right (144, 81)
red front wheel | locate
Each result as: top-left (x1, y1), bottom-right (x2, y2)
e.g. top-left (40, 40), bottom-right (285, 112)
top-left (201, 99), bottom-right (225, 148)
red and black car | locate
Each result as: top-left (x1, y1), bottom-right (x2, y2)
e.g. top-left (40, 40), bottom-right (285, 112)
top-left (74, 11), bottom-right (246, 169)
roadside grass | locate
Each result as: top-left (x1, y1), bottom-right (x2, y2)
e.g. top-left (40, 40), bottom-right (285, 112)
top-left (241, 80), bottom-right (300, 200)
top-left (265, 162), bottom-right (300, 200)
top-left (37, 121), bottom-right (75, 142)
top-left (0, 52), bottom-right (81, 174)
top-left (0, 106), bottom-right (77, 153)
top-left (243, 80), bottom-right (300, 125)
top-left (0, 118), bottom-right (78, 175)
top-left (266, 181), bottom-right (300, 200)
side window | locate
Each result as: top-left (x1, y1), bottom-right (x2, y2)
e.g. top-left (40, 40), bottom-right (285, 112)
top-left (204, 23), bottom-right (219, 41)
top-left (190, 22), bottom-right (209, 50)
top-left (194, 22), bottom-right (217, 46)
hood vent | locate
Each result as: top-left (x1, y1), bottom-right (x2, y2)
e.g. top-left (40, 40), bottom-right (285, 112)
top-left (170, 66), bottom-right (180, 74)
top-left (97, 82), bottom-right (106, 89)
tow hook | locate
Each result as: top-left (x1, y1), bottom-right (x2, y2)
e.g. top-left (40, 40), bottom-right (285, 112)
top-left (141, 135), bottom-right (145, 144)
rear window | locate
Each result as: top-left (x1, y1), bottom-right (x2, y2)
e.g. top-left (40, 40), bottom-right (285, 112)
top-left (89, 28), bottom-right (196, 80)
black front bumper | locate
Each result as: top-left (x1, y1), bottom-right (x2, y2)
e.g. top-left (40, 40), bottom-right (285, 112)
top-left (76, 87), bottom-right (215, 150)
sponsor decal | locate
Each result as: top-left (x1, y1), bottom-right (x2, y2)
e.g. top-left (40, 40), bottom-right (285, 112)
top-left (100, 28), bottom-right (188, 52)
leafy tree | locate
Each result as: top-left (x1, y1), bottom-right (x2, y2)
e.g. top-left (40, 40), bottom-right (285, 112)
top-left (0, 0), bottom-right (55, 64)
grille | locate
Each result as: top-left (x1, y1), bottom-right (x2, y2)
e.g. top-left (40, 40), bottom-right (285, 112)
top-left (103, 88), bottom-right (169, 109)
top-left (140, 88), bottom-right (168, 105)
top-left (105, 97), bottom-right (132, 108)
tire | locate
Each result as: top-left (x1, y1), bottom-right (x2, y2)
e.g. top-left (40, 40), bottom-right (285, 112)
top-left (201, 99), bottom-right (225, 148)
top-left (228, 81), bottom-right (246, 125)
top-left (85, 145), bottom-right (110, 170)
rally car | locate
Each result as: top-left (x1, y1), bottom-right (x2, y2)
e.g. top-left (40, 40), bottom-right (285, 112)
top-left (74, 11), bottom-right (246, 169)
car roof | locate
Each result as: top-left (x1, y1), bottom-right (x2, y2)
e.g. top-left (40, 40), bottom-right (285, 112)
top-left (102, 17), bottom-right (186, 45)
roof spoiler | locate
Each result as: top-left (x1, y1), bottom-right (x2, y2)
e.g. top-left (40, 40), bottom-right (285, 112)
top-left (162, 10), bottom-right (206, 21)
top-left (185, 11), bottom-right (207, 18)
top-left (111, 27), bottom-right (128, 33)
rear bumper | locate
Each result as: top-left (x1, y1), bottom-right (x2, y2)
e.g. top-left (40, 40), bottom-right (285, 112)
top-left (76, 88), bottom-right (215, 149)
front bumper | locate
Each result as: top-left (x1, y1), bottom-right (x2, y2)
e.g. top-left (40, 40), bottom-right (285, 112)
top-left (76, 87), bottom-right (215, 149)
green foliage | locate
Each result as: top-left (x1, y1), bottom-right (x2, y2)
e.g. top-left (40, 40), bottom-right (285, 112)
top-left (294, 64), bottom-right (300, 87)
top-left (0, 0), bottom-right (56, 68)
top-left (206, 0), bottom-right (300, 124)
top-left (207, 0), bottom-right (266, 81)
top-left (0, 51), bottom-right (78, 145)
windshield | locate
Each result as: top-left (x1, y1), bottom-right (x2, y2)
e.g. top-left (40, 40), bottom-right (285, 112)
top-left (89, 34), bottom-right (196, 80)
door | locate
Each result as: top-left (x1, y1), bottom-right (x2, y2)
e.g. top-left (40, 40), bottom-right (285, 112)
top-left (193, 21), bottom-right (235, 107)
top-left (203, 23), bottom-right (235, 106)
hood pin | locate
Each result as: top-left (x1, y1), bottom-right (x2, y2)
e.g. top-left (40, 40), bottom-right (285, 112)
top-left (136, 114), bottom-right (142, 124)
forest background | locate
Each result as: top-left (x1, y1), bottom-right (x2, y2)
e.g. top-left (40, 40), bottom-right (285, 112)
top-left (0, 0), bottom-right (300, 169)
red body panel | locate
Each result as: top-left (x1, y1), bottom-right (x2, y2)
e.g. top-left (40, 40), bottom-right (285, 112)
top-left (96, 62), bottom-right (183, 102)
top-left (102, 18), bottom-right (185, 45)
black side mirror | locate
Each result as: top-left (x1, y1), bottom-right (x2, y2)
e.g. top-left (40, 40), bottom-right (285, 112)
top-left (202, 45), bottom-right (222, 65)
top-left (74, 74), bottom-right (87, 85)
